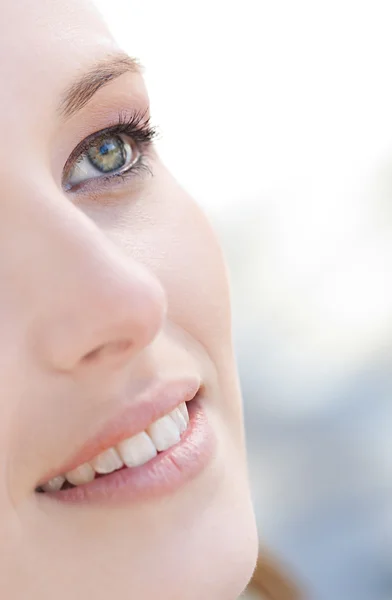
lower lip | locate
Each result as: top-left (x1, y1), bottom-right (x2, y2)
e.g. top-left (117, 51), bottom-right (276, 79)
top-left (38, 400), bottom-right (215, 505)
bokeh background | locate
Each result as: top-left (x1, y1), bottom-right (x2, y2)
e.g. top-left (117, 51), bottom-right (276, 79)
top-left (95, 1), bottom-right (392, 598)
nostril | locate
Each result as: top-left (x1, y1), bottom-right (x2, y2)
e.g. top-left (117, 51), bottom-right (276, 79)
top-left (82, 339), bottom-right (134, 365)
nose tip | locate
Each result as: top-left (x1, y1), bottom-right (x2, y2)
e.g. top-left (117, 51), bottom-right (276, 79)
top-left (40, 258), bottom-right (167, 374)
top-left (78, 275), bottom-right (166, 372)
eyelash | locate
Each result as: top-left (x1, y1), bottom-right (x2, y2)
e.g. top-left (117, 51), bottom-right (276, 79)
top-left (63, 109), bottom-right (158, 192)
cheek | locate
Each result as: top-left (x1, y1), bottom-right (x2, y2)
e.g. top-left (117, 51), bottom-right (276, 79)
top-left (104, 164), bottom-right (234, 366)
top-left (158, 197), bottom-right (232, 358)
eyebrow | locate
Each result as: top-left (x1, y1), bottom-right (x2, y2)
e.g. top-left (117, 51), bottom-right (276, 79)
top-left (58, 53), bottom-right (141, 120)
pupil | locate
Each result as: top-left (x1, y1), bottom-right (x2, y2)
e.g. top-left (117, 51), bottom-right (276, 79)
top-left (99, 142), bottom-right (111, 155)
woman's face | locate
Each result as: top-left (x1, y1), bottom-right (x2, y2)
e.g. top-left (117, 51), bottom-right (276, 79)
top-left (0, 1), bottom-right (258, 598)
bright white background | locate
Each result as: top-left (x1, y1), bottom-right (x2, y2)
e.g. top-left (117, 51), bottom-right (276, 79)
top-left (95, 2), bottom-right (392, 598)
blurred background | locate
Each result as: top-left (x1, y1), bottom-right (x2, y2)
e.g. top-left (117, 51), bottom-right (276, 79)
top-left (95, 1), bottom-right (392, 598)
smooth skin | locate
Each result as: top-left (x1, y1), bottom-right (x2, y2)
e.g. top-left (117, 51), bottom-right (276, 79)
top-left (0, 0), bottom-right (258, 598)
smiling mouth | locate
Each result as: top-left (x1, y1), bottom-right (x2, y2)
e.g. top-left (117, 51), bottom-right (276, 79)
top-left (35, 379), bottom-right (215, 504)
top-left (37, 401), bottom-right (190, 494)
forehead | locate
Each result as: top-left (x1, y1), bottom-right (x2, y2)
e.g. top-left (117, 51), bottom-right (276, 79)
top-left (0, 0), bottom-right (118, 117)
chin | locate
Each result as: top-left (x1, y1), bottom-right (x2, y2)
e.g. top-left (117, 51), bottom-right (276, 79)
top-left (192, 511), bottom-right (258, 600)
top-left (143, 449), bottom-right (259, 600)
top-left (169, 496), bottom-right (258, 600)
top-left (155, 413), bottom-right (259, 599)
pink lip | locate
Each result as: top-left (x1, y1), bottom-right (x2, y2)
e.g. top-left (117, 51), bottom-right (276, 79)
top-left (36, 377), bottom-right (216, 504)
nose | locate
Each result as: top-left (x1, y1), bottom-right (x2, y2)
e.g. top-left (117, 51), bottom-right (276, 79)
top-left (24, 199), bottom-right (166, 375)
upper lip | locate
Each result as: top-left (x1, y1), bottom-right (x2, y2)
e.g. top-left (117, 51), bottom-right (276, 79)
top-left (38, 376), bottom-right (200, 486)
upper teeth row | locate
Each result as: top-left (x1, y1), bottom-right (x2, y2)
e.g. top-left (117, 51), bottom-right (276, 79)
top-left (41, 402), bottom-right (189, 492)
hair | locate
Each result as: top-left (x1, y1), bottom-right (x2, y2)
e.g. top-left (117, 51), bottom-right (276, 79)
top-left (246, 549), bottom-right (304, 600)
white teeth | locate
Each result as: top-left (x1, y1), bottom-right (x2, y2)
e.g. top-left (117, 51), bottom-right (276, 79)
top-left (170, 407), bottom-right (187, 434)
top-left (65, 463), bottom-right (95, 486)
top-left (178, 401), bottom-right (189, 424)
top-left (42, 475), bottom-right (66, 493)
top-left (43, 403), bottom-right (191, 491)
top-left (91, 447), bottom-right (123, 474)
top-left (147, 414), bottom-right (181, 451)
top-left (117, 431), bottom-right (157, 467)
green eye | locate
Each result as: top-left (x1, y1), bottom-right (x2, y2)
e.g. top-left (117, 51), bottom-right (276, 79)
top-left (64, 133), bottom-right (140, 190)
top-left (88, 135), bottom-right (127, 173)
